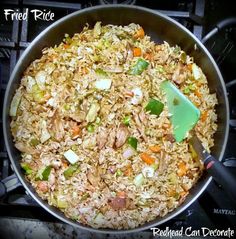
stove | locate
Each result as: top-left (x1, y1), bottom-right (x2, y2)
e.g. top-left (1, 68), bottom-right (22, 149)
top-left (0, 0), bottom-right (236, 238)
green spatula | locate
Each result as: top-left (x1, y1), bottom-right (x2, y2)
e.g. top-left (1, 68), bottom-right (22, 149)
top-left (160, 80), bottom-right (200, 142)
top-left (160, 80), bottom-right (236, 201)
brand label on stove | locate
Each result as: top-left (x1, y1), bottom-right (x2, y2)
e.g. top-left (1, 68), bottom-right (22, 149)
top-left (3, 8), bottom-right (54, 21)
top-left (213, 208), bottom-right (236, 215)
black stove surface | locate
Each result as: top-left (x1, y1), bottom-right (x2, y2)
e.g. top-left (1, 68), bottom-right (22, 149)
top-left (0, 0), bottom-right (236, 238)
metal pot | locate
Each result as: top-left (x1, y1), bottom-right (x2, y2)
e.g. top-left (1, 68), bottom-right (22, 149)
top-left (2, 5), bottom-right (229, 234)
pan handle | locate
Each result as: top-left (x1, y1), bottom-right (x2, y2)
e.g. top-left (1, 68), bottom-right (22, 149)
top-left (0, 174), bottom-right (22, 198)
top-left (225, 79), bottom-right (236, 130)
top-left (201, 17), bottom-right (236, 44)
top-left (204, 155), bottom-right (236, 201)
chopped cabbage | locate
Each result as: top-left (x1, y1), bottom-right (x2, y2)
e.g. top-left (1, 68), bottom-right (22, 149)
top-left (9, 91), bottom-right (22, 117)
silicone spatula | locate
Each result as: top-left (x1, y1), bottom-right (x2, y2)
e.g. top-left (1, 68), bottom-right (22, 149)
top-left (160, 80), bottom-right (200, 142)
top-left (161, 80), bottom-right (236, 200)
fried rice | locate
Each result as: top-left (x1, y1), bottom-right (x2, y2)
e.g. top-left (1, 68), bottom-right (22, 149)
top-left (9, 22), bottom-right (217, 229)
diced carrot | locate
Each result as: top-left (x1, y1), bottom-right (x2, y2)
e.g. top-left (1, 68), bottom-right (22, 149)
top-left (181, 184), bottom-right (189, 192)
top-left (179, 191), bottom-right (189, 204)
top-left (62, 161), bottom-right (69, 168)
top-left (72, 125), bottom-right (81, 139)
top-left (140, 152), bottom-right (155, 165)
top-left (177, 162), bottom-right (187, 177)
top-left (64, 43), bottom-right (69, 49)
top-left (194, 89), bottom-right (202, 98)
top-left (196, 81), bottom-right (203, 87)
top-left (124, 165), bottom-right (133, 176)
top-left (44, 94), bottom-right (51, 101)
top-left (187, 63), bottom-right (193, 71)
top-left (179, 190), bottom-right (189, 202)
top-left (149, 145), bottom-right (161, 153)
top-left (201, 110), bottom-right (208, 122)
top-left (48, 54), bottom-right (57, 62)
top-left (124, 91), bottom-right (134, 97)
top-left (83, 67), bottom-right (89, 75)
top-left (133, 47), bottom-right (142, 57)
top-left (180, 191), bottom-right (187, 197)
top-left (134, 27), bottom-right (145, 39)
top-left (117, 191), bottom-right (126, 198)
top-left (168, 188), bottom-right (176, 197)
top-left (162, 123), bottom-right (171, 129)
top-left (143, 52), bottom-right (153, 61)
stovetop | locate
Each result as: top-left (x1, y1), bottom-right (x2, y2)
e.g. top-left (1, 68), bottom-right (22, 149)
top-left (0, 0), bottom-right (236, 238)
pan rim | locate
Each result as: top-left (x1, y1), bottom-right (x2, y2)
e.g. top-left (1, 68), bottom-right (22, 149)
top-left (3, 4), bottom-right (229, 234)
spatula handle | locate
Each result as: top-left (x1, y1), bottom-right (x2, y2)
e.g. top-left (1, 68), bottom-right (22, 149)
top-left (204, 155), bottom-right (236, 201)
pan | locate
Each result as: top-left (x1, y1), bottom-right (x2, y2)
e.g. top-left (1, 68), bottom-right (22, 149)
top-left (1, 5), bottom-right (230, 234)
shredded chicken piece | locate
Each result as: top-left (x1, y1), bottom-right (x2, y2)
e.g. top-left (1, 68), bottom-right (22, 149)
top-left (87, 172), bottom-right (99, 187)
top-left (154, 49), bottom-right (169, 63)
top-left (125, 42), bottom-right (133, 61)
top-left (49, 169), bottom-right (56, 188)
top-left (138, 110), bottom-right (147, 125)
top-left (100, 205), bottom-right (109, 214)
top-left (51, 110), bottom-right (65, 141)
top-left (158, 151), bottom-right (167, 173)
top-left (165, 134), bottom-right (175, 143)
top-left (70, 111), bottom-right (86, 123)
top-left (126, 198), bottom-right (136, 210)
top-left (37, 181), bottom-right (48, 193)
top-left (15, 142), bottom-right (38, 155)
top-left (106, 128), bottom-right (116, 148)
top-left (87, 167), bottom-right (102, 187)
top-left (172, 63), bottom-right (187, 85)
top-left (179, 191), bottom-right (189, 204)
top-left (109, 196), bottom-right (127, 210)
top-left (115, 124), bottom-right (130, 148)
top-left (133, 113), bottom-right (147, 142)
top-left (80, 100), bottom-right (89, 113)
top-left (34, 105), bottom-right (48, 113)
top-left (100, 104), bottom-right (112, 118)
top-left (97, 129), bottom-right (108, 150)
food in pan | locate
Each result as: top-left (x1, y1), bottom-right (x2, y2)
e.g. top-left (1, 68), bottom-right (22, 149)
top-left (10, 23), bottom-right (217, 229)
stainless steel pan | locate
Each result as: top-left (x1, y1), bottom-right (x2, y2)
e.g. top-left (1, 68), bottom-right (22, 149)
top-left (2, 5), bottom-right (229, 234)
